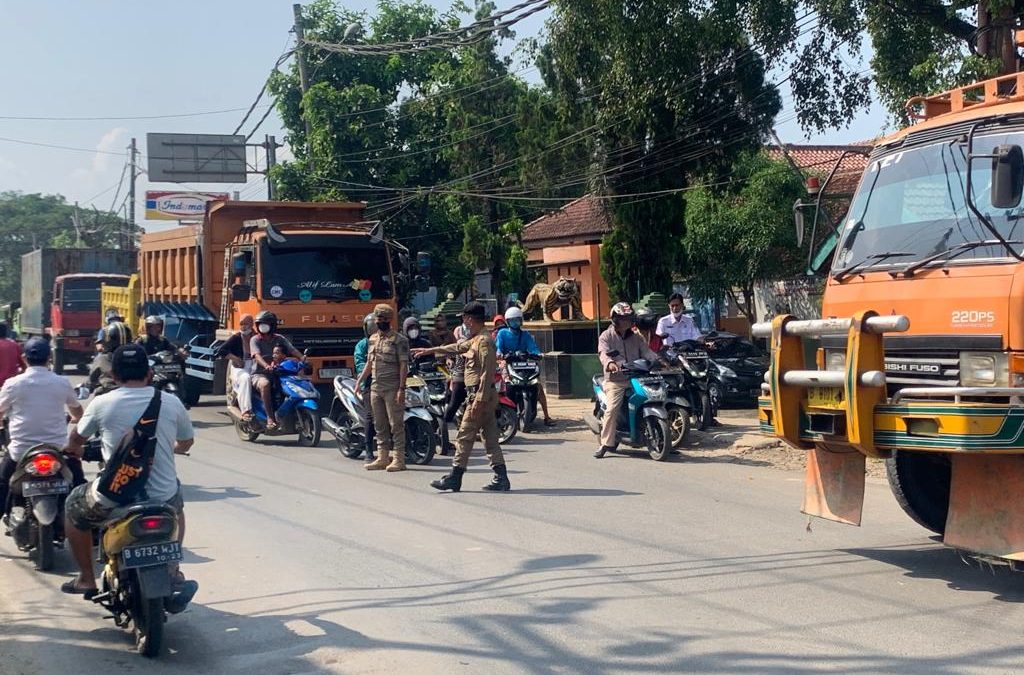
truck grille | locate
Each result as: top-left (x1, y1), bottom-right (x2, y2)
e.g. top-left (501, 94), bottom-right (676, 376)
top-left (285, 328), bottom-right (364, 357)
top-left (884, 350), bottom-right (960, 393)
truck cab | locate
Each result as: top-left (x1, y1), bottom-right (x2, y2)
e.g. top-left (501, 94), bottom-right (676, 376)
top-left (51, 273), bottom-right (130, 371)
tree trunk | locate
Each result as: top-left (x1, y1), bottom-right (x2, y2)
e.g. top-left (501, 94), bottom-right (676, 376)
top-left (978, 1), bottom-right (1018, 74)
top-left (486, 198), bottom-right (503, 300)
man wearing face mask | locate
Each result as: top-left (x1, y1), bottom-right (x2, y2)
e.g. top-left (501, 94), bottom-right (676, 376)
top-left (595, 302), bottom-right (663, 459)
top-left (494, 307), bottom-right (554, 426)
top-left (215, 313), bottom-right (255, 421)
top-left (250, 310), bottom-right (302, 429)
top-left (355, 304), bottom-right (409, 472)
top-left (657, 293), bottom-right (702, 346)
top-left (403, 316), bottom-right (434, 350)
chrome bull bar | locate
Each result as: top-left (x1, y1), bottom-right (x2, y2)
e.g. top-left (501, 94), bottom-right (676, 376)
top-left (891, 387), bottom-right (1024, 405)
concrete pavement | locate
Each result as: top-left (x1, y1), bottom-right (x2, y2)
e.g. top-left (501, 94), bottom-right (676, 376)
top-left (1, 398), bottom-right (1023, 674)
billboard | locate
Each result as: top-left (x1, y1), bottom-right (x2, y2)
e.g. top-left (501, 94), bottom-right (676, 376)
top-left (146, 133), bottom-right (247, 183)
top-left (145, 191), bottom-right (229, 220)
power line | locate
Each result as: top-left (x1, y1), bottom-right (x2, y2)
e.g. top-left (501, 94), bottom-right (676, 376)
top-left (0, 105), bottom-right (272, 122)
top-left (0, 135), bottom-right (125, 156)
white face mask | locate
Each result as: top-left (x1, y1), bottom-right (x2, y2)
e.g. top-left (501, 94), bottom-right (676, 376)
top-left (258, 324), bottom-right (271, 334)
top-left (408, 328), bottom-right (420, 339)
top-left (670, 307), bottom-right (683, 318)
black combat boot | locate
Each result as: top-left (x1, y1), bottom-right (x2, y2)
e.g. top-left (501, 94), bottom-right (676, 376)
top-left (482, 464), bottom-right (511, 492)
top-left (431, 466), bottom-right (465, 492)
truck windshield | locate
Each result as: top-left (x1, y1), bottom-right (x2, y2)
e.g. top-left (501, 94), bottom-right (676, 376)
top-left (260, 244), bottom-right (393, 301)
top-left (60, 277), bottom-right (126, 312)
top-left (833, 129), bottom-right (1024, 275)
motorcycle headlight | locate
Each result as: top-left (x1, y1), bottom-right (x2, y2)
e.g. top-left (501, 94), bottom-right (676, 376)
top-left (405, 387), bottom-right (429, 407)
top-left (284, 381), bottom-right (318, 399)
top-left (960, 352), bottom-right (1009, 387)
top-left (715, 364), bottom-right (735, 378)
top-left (643, 385), bottom-right (666, 401)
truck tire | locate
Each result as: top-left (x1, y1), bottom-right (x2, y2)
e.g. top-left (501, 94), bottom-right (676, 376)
top-left (885, 450), bottom-right (951, 535)
top-left (182, 375), bottom-right (202, 407)
top-left (51, 346), bottom-right (65, 374)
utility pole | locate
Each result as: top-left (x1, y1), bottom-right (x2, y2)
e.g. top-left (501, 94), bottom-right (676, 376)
top-left (128, 137), bottom-right (138, 252)
top-left (264, 134), bottom-right (280, 199)
top-left (293, 4), bottom-right (315, 170)
top-left (71, 202), bottom-right (82, 247)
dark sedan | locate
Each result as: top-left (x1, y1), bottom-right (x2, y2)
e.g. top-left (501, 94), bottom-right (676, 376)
top-left (703, 332), bottom-right (768, 407)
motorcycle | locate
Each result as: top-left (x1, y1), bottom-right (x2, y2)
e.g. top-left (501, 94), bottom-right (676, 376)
top-left (227, 358), bottom-right (322, 446)
top-left (502, 351), bottom-right (541, 429)
top-left (3, 444), bottom-right (74, 571)
top-left (149, 349), bottom-right (187, 408)
top-left (323, 371), bottom-right (437, 465)
top-left (583, 358), bottom-right (674, 461)
top-left (664, 341), bottom-right (714, 433)
top-left (454, 373), bottom-right (519, 445)
top-left (90, 499), bottom-right (187, 657)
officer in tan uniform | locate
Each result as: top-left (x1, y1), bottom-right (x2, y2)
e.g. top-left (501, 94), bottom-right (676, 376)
top-left (411, 301), bottom-right (510, 492)
top-left (354, 304), bottom-right (409, 472)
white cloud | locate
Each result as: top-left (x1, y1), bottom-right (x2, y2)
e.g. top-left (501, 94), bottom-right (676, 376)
top-left (92, 126), bottom-right (128, 173)
top-left (68, 127), bottom-right (130, 204)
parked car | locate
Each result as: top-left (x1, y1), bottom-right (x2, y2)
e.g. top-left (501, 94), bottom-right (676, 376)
top-left (702, 332), bottom-right (768, 407)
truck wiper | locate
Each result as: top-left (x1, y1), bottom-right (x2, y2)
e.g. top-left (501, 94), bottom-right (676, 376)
top-left (897, 239), bottom-right (1024, 277)
top-left (832, 251), bottom-right (915, 282)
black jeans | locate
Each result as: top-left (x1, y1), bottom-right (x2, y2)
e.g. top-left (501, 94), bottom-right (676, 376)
top-left (441, 381), bottom-right (468, 451)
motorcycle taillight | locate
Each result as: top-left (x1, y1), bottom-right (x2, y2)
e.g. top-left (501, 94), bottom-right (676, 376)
top-left (27, 454), bottom-right (60, 477)
top-left (130, 515), bottom-right (175, 538)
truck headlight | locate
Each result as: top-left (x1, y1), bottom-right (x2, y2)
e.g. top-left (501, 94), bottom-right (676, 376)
top-left (825, 350), bottom-right (846, 372)
top-left (960, 352), bottom-right (1009, 387)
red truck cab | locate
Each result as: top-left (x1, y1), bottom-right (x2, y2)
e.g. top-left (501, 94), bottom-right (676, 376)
top-left (50, 273), bottom-right (130, 371)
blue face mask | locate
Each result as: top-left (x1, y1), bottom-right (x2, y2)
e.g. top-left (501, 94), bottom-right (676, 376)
top-left (507, 319), bottom-right (523, 331)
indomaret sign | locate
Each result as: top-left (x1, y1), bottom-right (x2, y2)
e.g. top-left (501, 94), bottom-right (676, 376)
top-left (145, 191), bottom-right (229, 220)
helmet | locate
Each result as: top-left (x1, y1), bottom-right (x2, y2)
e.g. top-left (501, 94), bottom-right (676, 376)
top-left (104, 308), bottom-right (122, 323)
top-left (610, 302), bottom-right (635, 321)
top-left (363, 313), bottom-right (376, 337)
top-left (635, 307), bottom-right (657, 329)
top-left (493, 314), bottom-right (506, 325)
top-left (255, 310), bottom-right (278, 333)
top-left (144, 315), bottom-right (164, 327)
top-left (503, 306), bottom-right (523, 330)
top-left (103, 321), bottom-right (132, 351)
top-left (403, 316), bottom-right (421, 335)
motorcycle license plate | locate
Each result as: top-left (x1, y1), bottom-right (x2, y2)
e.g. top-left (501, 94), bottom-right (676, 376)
top-left (807, 386), bottom-right (844, 409)
top-left (511, 362), bottom-right (536, 369)
top-left (22, 479), bottom-right (70, 497)
top-left (121, 541), bottom-right (182, 569)
top-left (153, 364), bottom-right (181, 373)
top-left (319, 368), bottom-right (352, 379)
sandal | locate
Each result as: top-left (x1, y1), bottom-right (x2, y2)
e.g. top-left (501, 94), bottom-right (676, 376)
top-left (61, 579), bottom-right (98, 599)
top-left (266, 419), bottom-right (279, 430)
top-left (241, 412), bottom-right (254, 422)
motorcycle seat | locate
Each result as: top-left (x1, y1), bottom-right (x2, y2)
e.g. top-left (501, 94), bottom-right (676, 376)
top-left (104, 500), bottom-right (178, 526)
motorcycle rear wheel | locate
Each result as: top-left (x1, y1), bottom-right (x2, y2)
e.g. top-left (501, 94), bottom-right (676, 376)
top-left (34, 523), bottom-right (54, 571)
top-left (497, 405), bottom-right (518, 444)
top-left (134, 596), bottom-right (165, 658)
top-left (644, 417), bottom-right (671, 461)
top-left (405, 417), bottom-right (435, 465)
top-left (693, 393), bottom-right (713, 432)
top-left (234, 420), bottom-right (259, 443)
top-left (296, 408), bottom-right (322, 448)
top-left (333, 415), bottom-right (364, 459)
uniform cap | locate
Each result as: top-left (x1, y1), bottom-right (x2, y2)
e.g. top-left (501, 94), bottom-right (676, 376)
top-left (373, 304), bottom-right (394, 319)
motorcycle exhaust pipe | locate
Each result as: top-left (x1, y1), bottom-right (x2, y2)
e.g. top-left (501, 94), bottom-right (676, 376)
top-left (322, 416), bottom-right (343, 439)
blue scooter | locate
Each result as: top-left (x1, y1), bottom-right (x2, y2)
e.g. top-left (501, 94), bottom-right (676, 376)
top-left (228, 358), bottom-right (321, 446)
top-left (583, 358), bottom-right (676, 461)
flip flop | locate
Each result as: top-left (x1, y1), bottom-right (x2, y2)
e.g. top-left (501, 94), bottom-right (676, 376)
top-left (266, 420), bottom-right (279, 430)
top-left (60, 579), bottom-right (98, 600)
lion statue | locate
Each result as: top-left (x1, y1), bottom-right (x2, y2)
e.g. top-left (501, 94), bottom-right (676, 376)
top-left (520, 276), bottom-right (587, 321)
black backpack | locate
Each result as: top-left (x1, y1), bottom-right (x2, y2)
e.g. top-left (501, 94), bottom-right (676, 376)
top-left (94, 389), bottom-right (162, 505)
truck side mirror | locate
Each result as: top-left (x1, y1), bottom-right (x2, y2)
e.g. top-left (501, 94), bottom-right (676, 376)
top-left (231, 252), bottom-right (249, 274)
top-left (793, 200), bottom-right (805, 247)
top-left (416, 251), bottom-right (432, 272)
top-left (231, 284), bottom-right (251, 301)
top-left (992, 144), bottom-right (1024, 209)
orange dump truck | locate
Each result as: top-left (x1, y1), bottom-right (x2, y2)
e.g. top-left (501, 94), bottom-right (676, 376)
top-left (758, 72), bottom-right (1024, 566)
top-left (138, 200), bottom-right (398, 401)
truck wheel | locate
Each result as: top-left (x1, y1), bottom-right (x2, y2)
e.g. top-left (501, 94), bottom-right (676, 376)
top-left (51, 347), bottom-right (64, 374)
top-left (885, 450), bottom-right (951, 535)
top-left (182, 375), bottom-right (202, 407)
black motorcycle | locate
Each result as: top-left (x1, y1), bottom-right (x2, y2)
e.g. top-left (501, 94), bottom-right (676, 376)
top-left (3, 444), bottom-right (75, 571)
top-left (502, 351), bottom-right (541, 429)
top-left (663, 340), bottom-right (714, 438)
top-left (149, 349), bottom-right (187, 407)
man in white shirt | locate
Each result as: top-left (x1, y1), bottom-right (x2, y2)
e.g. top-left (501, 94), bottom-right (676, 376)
top-left (62, 344), bottom-right (196, 609)
top-left (657, 293), bottom-right (702, 346)
top-left (0, 338), bottom-right (84, 528)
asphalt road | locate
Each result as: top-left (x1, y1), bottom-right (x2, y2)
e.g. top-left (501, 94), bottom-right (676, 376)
top-left (2, 397), bottom-right (1023, 674)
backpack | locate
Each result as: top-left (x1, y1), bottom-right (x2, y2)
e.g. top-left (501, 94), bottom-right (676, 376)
top-left (94, 389), bottom-right (162, 505)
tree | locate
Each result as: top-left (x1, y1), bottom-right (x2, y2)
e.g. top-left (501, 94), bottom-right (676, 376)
top-left (682, 152), bottom-right (807, 321)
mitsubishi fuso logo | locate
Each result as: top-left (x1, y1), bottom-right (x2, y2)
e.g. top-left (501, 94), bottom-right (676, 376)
top-left (884, 362), bottom-right (941, 374)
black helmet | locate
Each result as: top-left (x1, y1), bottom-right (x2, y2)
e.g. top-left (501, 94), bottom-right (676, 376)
top-left (104, 321), bottom-right (132, 351)
top-left (255, 310), bottom-right (278, 333)
top-left (362, 313), bottom-right (376, 338)
top-left (635, 307), bottom-right (657, 329)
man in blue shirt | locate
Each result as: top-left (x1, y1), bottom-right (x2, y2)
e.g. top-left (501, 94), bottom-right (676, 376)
top-left (494, 307), bottom-right (554, 426)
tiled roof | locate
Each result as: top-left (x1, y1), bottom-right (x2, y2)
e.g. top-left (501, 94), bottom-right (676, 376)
top-left (765, 144), bottom-right (872, 197)
top-left (521, 195), bottom-right (611, 245)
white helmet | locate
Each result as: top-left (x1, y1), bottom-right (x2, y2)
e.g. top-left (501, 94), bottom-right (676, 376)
top-left (503, 307), bottom-right (523, 321)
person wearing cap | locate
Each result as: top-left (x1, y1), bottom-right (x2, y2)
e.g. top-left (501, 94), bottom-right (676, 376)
top-left (62, 344), bottom-right (197, 609)
top-left (215, 313), bottom-right (256, 421)
top-left (0, 322), bottom-right (22, 389)
top-left (428, 313), bottom-right (456, 347)
top-left (0, 337), bottom-right (85, 532)
top-left (354, 304), bottom-right (410, 472)
top-left (412, 301), bottom-right (510, 492)
top-left (594, 302), bottom-right (662, 459)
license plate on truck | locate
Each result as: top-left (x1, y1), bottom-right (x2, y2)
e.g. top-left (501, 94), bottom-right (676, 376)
top-left (121, 541), bottom-right (182, 569)
top-left (807, 386), bottom-right (844, 409)
top-left (319, 368), bottom-right (352, 379)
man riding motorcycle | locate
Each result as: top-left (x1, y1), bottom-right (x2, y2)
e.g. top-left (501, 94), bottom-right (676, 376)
top-left (494, 307), bottom-right (554, 427)
top-left (215, 313), bottom-right (255, 421)
top-left (88, 321), bottom-right (132, 396)
top-left (136, 315), bottom-right (178, 356)
top-left (0, 338), bottom-right (85, 531)
top-left (62, 344), bottom-right (197, 611)
top-left (249, 311), bottom-right (303, 429)
top-left (95, 308), bottom-right (125, 350)
top-left (403, 316), bottom-right (434, 350)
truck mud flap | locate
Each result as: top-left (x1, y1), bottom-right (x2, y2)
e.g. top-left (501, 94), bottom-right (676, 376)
top-left (945, 455), bottom-right (1024, 561)
top-left (802, 444), bottom-right (865, 526)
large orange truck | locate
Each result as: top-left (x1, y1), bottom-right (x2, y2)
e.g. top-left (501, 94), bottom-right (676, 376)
top-left (757, 72), bottom-right (1024, 567)
top-left (137, 200), bottom-right (399, 403)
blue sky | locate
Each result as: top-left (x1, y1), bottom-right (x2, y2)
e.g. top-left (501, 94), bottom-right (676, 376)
top-left (0, 1), bottom-right (887, 231)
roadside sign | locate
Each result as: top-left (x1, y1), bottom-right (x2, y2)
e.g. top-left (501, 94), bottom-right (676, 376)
top-left (145, 191), bottom-right (229, 220)
top-left (146, 133), bottom-right (247, 183)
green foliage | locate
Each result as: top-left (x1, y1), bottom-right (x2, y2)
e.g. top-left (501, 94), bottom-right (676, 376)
top-left (0, 191), bottom-right (134, 304)
top-left (683, 153), bottom-right (807, 319)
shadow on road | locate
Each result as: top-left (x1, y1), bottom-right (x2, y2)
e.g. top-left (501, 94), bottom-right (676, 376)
top-left (181, 485), bottom-right (261, 503)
